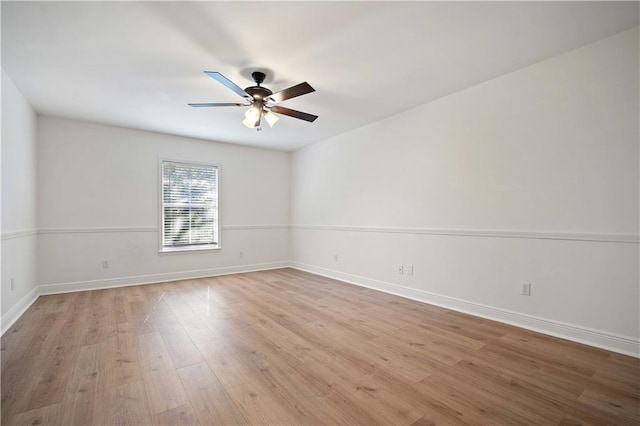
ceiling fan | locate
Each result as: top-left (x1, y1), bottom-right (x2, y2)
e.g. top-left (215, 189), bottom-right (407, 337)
top-left (189, 71), bottom-right (318, 130)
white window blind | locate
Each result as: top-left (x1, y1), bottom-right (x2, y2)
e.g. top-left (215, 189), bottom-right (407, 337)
top-left (161, 161), bottom-right (218, 250)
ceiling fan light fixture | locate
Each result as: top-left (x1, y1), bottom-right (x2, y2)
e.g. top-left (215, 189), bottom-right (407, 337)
top-left (242, 105), bottom-right (262, 128)
top-left (242, 117), bottom-right (256, 128)
top-left (264, 110), bottom-right (279, 127)
top-left (244, 105), bottom-right (260, 121)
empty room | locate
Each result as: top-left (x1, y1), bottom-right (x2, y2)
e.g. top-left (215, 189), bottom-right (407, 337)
top-left (1, 1), bottom-right (638, 425)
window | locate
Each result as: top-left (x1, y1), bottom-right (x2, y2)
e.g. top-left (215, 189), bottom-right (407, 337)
top-left (161, 160), bottom-right (219, 252)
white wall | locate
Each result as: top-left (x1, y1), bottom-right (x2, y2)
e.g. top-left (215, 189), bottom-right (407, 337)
top-left (290, 28), bottom-right (640, 355)
top-left (1, 69), bottom-right (39, 328)
top-left (36, 116), bottom-right (290, 293)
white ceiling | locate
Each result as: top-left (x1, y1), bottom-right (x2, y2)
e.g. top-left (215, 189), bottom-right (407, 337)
top-left (2, 2), bottom-right (638, 151)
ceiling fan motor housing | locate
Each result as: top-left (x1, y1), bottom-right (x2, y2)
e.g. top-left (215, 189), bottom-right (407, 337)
top-left (246, 72), bottom-right (272, 101)
top-left (245, 86), bottom-right (272, 102)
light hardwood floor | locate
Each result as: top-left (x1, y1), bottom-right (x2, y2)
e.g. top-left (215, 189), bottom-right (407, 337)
top-left (1, 268), bottom-right (638, 425)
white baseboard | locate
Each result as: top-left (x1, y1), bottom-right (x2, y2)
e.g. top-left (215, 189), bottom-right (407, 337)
top-left (38, 261), bottom-right (290, 295)
top-left (290, 262), bottom-right (640, 358)
top-left (1, 286), bottom-right (39, 335)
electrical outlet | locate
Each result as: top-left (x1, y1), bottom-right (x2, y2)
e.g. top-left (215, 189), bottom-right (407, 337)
top-left (10, 278), bottom-right (15, 291)
top-left (521, 282), bottom-right (531, 296)
top-left (406, 265), bottom-right (414, 276)
top-left (333, 253), bottom-right (338, 262)
top-left (102, 260), bottom-right (110, 269)
top-left (398, 265), bottom-right (404, 275)
top-left (239, 250), bottom-right (244, 258)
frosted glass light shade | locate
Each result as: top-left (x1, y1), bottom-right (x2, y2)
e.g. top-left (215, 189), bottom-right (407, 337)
top-left (243, 106), bottom-right (261, 128)
top-left (264, 110), bottom-right (279, 127)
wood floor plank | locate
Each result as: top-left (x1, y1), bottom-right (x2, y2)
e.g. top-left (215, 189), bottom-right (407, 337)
top-left (369, 333), bottom-right (465, 366)
top-left (125, 300), bottom-right (158, 336)
top-left (1, 356), bottom-right (48, 423)
top-left (319, 384), bottom-right (391, 425)
top-left (1, 297), bottom-right (52, 350)
top-left (136, 331), bottom-right (176, 372)
top-left (224, 381), bottom-right (296, 425)
top-left (159, 324), bottom-right (204, 369)
top-left (7, 401), bottom-right (74, 426)
top-left (577, 387), bottom-right (640, 421)
top-left (108, 379), bottom-right (153, 425)
top-left (347, 380), bottom-right (424, 425)
top-left (82, 292), bottom-right (118, 346)
top-left (112, 294), bottom-right (129, 324)
top-left (45, 292), bottom-right (79, 314)
top-left (418, 372), bottom-right (548, 424)
top-left (151, 402), bottom-right (201, 425)
top-left (1, 312), bottom-right (61, 365)
top-left (102, 322), bottom-right (141, 386)
top-left (461, 349), bottom-right (585, 402)
top-left (25, 343), bottom-right (80, 411)
top-left (2, 268), bottom-right (638, 425)
top-left (398, 322), bottom-right (486, 351)
top-left (141, 367), bottom-right (189, 415)
top-left (62, 343), bottom-right (108, 425)
top-left (441, 358), bottom-right (566, 424)
top-left (226, 378), bottom-right (330, 425)
top-left (177, 362), bottom-right (248, 425)
top-left (593, 354), bottom-right (640, 396)
top-left (369, 369), bottom-right (469, 425)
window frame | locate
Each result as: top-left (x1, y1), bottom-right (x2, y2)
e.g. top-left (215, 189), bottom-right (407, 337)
top-left (158, 158), bottom-right (221, 254)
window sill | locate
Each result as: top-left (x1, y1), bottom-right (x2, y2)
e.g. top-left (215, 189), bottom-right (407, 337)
top-left (159, 245), bottom-right (220, 254)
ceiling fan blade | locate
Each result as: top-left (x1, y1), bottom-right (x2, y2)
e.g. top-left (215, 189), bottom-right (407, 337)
top-left (271, 105), bottom-right (318, 123)
top-left (269, 82), bottom-right (315, 103)
top-left (204, 71), bottom-right (250, 98)
top-left (188, 103), bottom-right (248, 107)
